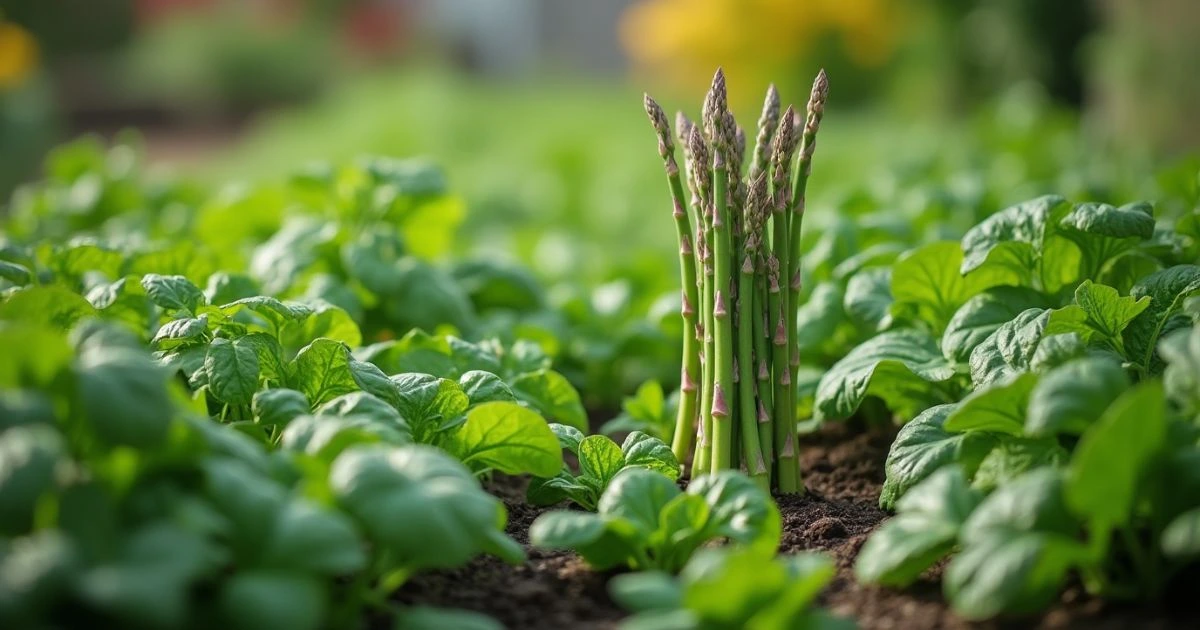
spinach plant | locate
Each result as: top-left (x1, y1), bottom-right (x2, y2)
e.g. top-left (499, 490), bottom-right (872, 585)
top-left (529, 468), bottom-right (779, 573)
top-left (527, 424), bottom-right (680, 510)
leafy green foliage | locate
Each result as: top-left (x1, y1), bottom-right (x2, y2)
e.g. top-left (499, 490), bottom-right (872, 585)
top-left (528, 425), bottom-right (680, 510)
top-left (611, 548), bottom-right (849, 630)
top-left (530, 469), bottom-right (779, 572)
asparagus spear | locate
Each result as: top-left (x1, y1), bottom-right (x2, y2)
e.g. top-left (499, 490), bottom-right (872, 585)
top-left (643, 95), bottom-right (700, 470)
top-left (686, 126), bottom-right (715, 475)
top-left (738, 174), bottom-right (770, 486)
top-left (704, 69), bottom-right (736, 472)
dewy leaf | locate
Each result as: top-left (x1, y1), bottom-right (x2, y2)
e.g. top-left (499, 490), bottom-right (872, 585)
top-left (459, 370), bottom-right (515, 406)
top-left (960, 195), bottom-right (1069, 275)
top-left (944, 372), bottom-right (1037, 436)
top-left (621, 432), bottom-right (681, 479)
top-left (1044, 281), bottom-right (1150, 355)
top-left (843, 267), bottom-right (893, 331)
top-left (942, 287), bottom-right (1050, 363)
top-left (968, 308), bottom-right (1048, 387)
top-left (330, 445), bottom-right (524, 570)
top-left (814, 329), bottom-right (957, 421)
top-left (391, 373), bottom-right (470, 441)
top-left (1025, 356), bottom-right (1129, 436)
top-left (204, 337), bottom-right (261, 407)
top-left (510, 369), bottom-right (588, 432)
top-left (141, 274), bottom-right (205, 314)
top-left (880, 404), bottom-right (998, 510)
top-left (1067, 381), bottom-right (1167, 532)
top-left (857, 467), bottom-right (981, 587)
top-left (442, 401), bottom-right (561, 477)
top-left (946, 469), bottom-right (1084, 620)
top-left (252, 388), bottom-right (310, 427)
top-left (1124, 265), bottom-right (1200, 372)
top-left (891, 241), bottom-right (1021, 334)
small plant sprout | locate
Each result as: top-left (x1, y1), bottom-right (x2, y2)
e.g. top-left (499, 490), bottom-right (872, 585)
top-left (643, 68), bottom-right (829, 493)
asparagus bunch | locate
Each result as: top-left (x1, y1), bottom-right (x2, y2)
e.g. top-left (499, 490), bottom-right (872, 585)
top-left (644, 68), bottom-right (828, 493)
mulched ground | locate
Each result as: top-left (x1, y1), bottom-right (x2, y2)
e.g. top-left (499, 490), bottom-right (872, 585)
top-left (396, 421), bottom-right (1200, 629)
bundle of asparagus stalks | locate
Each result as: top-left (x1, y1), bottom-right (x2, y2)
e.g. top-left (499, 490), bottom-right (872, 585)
top-left (643, 69), bottom-right (828, 494)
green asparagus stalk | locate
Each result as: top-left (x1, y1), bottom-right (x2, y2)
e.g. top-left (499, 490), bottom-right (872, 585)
top-left (686, 126), bottom-right (715, 476)
top-left (768, 107), bottom-right (802, 493)
top-left (752, 253), bottom-right (774, 470)
top-left (704, 70), bottom-right (735, 472)
top-left (738, 174), bottom-right (770, 485)
top-left (643, 95), bottom-right (700, 468)
top-left (748, 85), bottom-right (780, 182)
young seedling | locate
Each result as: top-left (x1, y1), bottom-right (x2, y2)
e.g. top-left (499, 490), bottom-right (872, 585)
top-left (643, 69), bottom-right (829, 493)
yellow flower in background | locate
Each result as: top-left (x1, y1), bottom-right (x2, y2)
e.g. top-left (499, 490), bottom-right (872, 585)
top-left (0, 21), bottom-right (39, 90)
top-left (621, 0), bottom-right (901, 103)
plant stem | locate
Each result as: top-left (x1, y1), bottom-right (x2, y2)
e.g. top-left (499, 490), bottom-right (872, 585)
top-left (687, 126), bottom-right (715, 476)
top-left (644, 95), bottom-right (700, 468)
top-left (752, 251), bottom-right (774, 469)
top-left (707, 70), bottom-right (735, 472)
top-left (769, 107), bottom-right (801, 494)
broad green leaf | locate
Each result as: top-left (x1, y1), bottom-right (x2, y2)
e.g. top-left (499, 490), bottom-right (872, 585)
top-left (391, 373), bottom-right (470, 441)
top-left (579, 434), bottom-right (626, 484)
top-left (1025, 356), bottom-right (1129, 436)
top-left (347, 359), bottom-right (401, 409)
top-left (317, 391), bottom-right (407, 428)
top-left (205, 337), bottom-right (260, 406)
top-left (330, 445), bottom-right (523, 569)
top-left (278, 300), bottom-right (362, 350)
top-left (1057, 201), bottom-right (1156, 279)
top-left (1067, 382), bottom-right (1167, 532)
top-left (609, 570), bottom-right (685, 613)
top-left (252, 388), bottom-right (310, 427)
top-left (238, 333), bottom-right (287, 387)
top-left (843, 267), bottom-right (892, 330)
top-left (550, 423), bottom-right (586, 453)
top-left (221, 296), bottom-right (313, 332)
top-left (942, 287), bottom-right (1049, 363)
top-left (459, 370), bottom-right (515, 406)
top-left (1124, 265), bottom-right (1200, 372)
top-left (960, 195), bottom-right (1068, 275)
top-left (1162, 508), bottom-right (1200, 560)
top-left (394, 606), bottom-right (504, 630)
top-left (0, 324), bottom-right (73, 388)
top-left (1044, 281), bottom-right (1150, 354)
top-left (687, 471), bottom-right (781, 557)
top-left (970, 437), bottom-right (1066, 492)
top-left (968, 308), bottom-right (1048, 386)
top-left (891, 241), bottom-right (1020, 333)
top-left (453, 259), bottom-right (546, 312)
top-left (1028, 332), bottom-right (1086, 372)
top-left (258, 500), bottom-right (366, 575)
top-left (54, 243), bottom-right (123, 281)
top-left (814, 329), bottom-right (957, 421)
top-left (443, 401), bottom-right (561, 477)
top-left (0, 531), bottom-right (79, 623)
top-left (857, 467), bottom-right (981, 586)
top-left (378, 258), bottom-right (478, 335)
top-left (528, 511), bottom-right (609, 550)
top-left (0, 286), bottom-right (96, 330)
top-left (76, 343), bottom-right (173, 449)
top-left (280, 414), bottom-right (411, 463)
top-left (946, 469), bottom-right (1083, 620)
top-left (204, 272), bottom-right (260, 306)
top-left (141, 274), bottom-right (205, 313)
top-left (621, 431), bottom-right (681, 479)
top-left (86, 276), bottom-right (153, 335)
top-left (599, 468), bottom-right (683, 535)
top-left (794, 282), bottom-right (845, 351)
top-left (879, 404), bottom-right (998, 510)
top-left (944, 373), bottom-right (1037, 435)
top-left (1160, 327), bottom-right (1200, 421)
top-left (526, 469), bottom-right (587, 508)
top-left (218, 571), bottom-right (325, 630)
top-left (151, 316), bottom-right (209, 350)
top-left (511, 369), bottom-right (588, 432)
top-left (289, 339), bottom-right (359, 407)
top-left (0, 425), bottom-right (64, 536)
top-left (0, 260), bottom-right (31, 285)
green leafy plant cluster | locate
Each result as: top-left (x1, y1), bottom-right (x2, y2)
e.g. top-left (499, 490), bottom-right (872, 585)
top-left (529, 468), bottom-right (780, 573)
top-left (528, 424), bottom-right (680, 510)
top-left (643, 68), bottom-right (829, 493)
top-left (0, 320), bottom-right (523, 629)
top-left (813, 192), bottom-right (1200, 618)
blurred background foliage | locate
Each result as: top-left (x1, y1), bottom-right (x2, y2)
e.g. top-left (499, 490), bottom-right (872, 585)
top-left (1, 0), bottom-right (1198, 404)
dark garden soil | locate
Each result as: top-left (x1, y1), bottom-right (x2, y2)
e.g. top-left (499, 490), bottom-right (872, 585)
top-left (396, 421), bottom-right (1200, 629)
